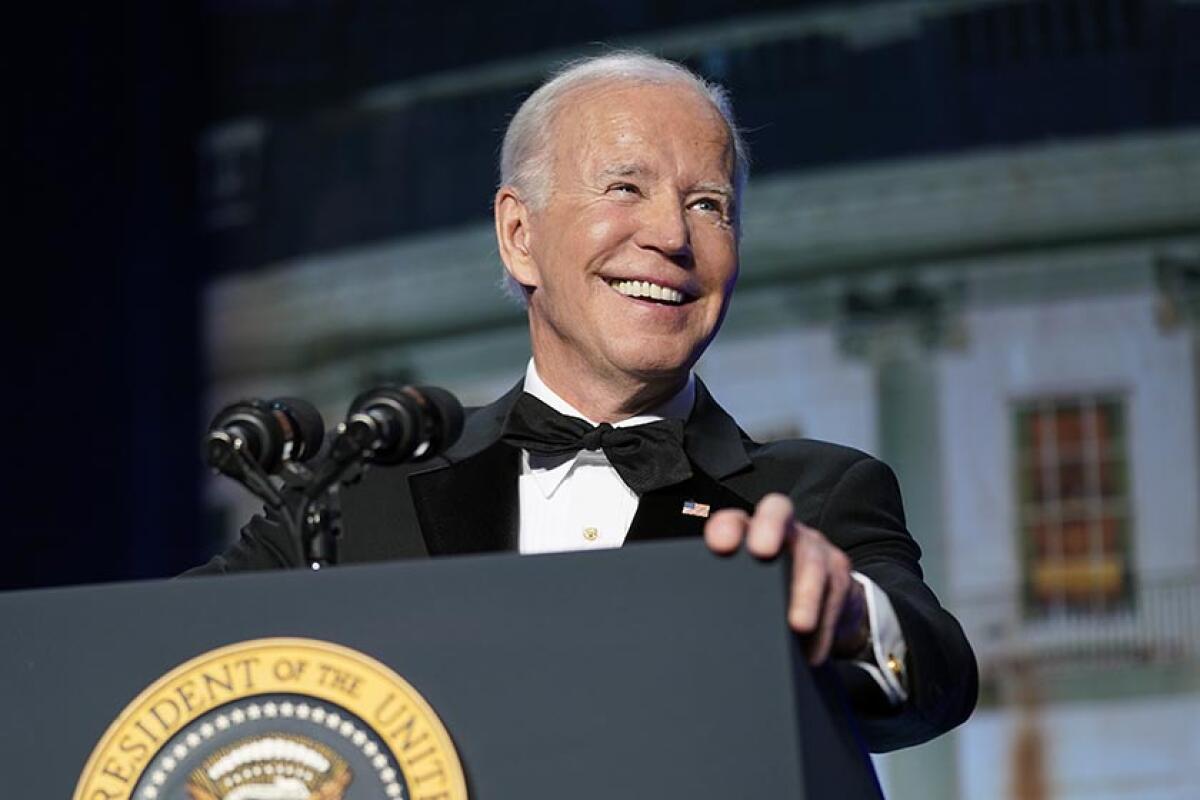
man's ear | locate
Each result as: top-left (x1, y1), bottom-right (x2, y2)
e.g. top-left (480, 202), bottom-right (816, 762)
top-left (494, 187), bottom-right (539, 289)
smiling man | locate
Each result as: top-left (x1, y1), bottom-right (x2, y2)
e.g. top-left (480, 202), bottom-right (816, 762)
top-left (489, 54), bottom-right (976, 751)
top-left (195, 52), bottom-right (976, 753)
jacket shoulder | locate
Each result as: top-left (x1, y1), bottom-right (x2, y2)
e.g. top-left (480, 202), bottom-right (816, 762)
top-left (735, 436), bottom-right (880, 524)
top-left (745, 435), bottom-right (872, 471)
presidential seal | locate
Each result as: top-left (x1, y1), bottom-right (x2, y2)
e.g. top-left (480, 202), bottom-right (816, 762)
top-left (74, 638), bottom-right (468, 800)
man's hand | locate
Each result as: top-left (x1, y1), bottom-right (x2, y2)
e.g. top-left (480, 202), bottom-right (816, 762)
top-left (704, 493), bottom-right (869, 664)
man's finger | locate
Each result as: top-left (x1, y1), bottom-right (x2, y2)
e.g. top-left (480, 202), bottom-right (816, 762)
top-left (704, 508), bottom-right (749, 554)
top-left (787, 532), bottom-right (828, 633)
top-left (809, 565), bottom-right (850, 665)
top-left (746, 493), bottom-right (794, 559)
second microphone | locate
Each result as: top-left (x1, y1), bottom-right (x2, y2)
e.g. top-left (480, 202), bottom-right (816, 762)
top-left (333, 385), bottom-right (465, 465)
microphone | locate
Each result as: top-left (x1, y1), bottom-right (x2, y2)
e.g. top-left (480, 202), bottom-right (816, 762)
top-left (206, 397), bottom-right (326, 478)
top-left (337, 385), bottom-right (464, 465)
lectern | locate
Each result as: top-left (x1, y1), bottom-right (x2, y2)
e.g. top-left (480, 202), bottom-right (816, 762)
top-left (0, 539), bottom-right (882, 798)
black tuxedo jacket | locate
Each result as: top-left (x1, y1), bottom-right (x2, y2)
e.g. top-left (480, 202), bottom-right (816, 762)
top-left (192, 380), bottom-right (977, 752)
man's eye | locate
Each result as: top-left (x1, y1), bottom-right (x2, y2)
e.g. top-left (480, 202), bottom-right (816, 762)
top-left (608, 183), bottom-right (641, 195)
top-left (690, 197), bottom-right (726, 214)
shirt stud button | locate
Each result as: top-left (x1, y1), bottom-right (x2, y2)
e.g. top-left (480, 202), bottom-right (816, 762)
top-left (583, 527), bottom-right (599, 542)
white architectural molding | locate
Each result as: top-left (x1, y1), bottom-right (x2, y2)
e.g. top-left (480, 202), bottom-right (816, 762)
top-left (742, 129), bottom-right (1200, 282)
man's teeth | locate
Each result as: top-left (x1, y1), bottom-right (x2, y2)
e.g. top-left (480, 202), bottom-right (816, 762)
top-left (609, 279), bottom-right (685, 304)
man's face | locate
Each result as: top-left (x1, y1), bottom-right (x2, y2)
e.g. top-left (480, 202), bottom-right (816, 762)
top-left (511, 81), bottom-right (739, 392)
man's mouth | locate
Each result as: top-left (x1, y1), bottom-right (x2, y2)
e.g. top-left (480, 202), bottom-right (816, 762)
top-left (606, 278), bottom-right (689, 305)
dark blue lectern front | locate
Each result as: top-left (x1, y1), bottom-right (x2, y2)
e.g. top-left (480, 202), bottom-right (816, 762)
top-left (0, 539), bottom-right (881, 798)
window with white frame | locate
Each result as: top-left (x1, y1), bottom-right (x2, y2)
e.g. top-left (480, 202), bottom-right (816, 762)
top-left (1014, 394), bottom-right (1134, 616)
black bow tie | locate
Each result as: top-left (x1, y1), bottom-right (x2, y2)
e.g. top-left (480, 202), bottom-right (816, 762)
top-left (500, 393), bottom-right (693, 493)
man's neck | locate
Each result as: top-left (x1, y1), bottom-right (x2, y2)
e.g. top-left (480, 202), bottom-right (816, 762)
top-left (529, 358), bottom-right (691, 423)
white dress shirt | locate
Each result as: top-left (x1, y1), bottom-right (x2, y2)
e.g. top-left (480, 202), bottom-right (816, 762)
top-left (515, 360), bottom-right (908, 703)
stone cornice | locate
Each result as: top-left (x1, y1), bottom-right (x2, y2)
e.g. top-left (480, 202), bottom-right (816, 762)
top-left (740, 129), bottom-right (1200, 283)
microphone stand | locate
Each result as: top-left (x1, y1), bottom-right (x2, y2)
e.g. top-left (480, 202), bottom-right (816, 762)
top-left (270, 463), bottom-right (332, 570)
top-left (209, 428), bottom-right (363, 571)
top-left (208, 431), bottom-right (324, 567)
top-left (274, 418), bottom-right (380, 570)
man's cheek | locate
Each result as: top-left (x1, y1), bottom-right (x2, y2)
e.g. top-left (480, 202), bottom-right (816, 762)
top-left (585, 216), bottom-right (620, 241)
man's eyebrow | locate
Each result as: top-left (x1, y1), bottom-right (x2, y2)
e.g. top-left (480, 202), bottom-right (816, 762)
top-left (596, 165), bottom-right (733, 198)
top-left (691, 181), bottom-right (734, 197)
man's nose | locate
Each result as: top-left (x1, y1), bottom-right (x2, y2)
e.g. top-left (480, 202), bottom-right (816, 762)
top-left (634, 195), bottom-right (692, 262)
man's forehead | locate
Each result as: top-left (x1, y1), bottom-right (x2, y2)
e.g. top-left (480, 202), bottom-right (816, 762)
top-left (553, 82), bottom-right (735, 173)
top-left (560, 80), bottom-right (726, 132)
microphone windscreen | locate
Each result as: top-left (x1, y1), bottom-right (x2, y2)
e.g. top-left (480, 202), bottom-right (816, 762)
top-left (272, 397), bottom-right (326, 462)
top-left (416, 385), bottom-right (464, 455)
top-left (207, 399), bottom-right (283, 472)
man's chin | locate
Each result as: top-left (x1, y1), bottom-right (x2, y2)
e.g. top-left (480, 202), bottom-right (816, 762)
top-left (611, 331), bottom-right (714, 377)
top-left (608, 351), bottom-right (699, 385)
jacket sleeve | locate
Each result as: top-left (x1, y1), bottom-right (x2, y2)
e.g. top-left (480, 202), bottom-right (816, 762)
top-left (811, 456), bottom-right (978, 752)
top-left (180, 502), bottom-right (305, 576)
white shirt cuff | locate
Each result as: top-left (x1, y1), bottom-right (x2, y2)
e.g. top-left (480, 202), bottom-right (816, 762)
top-left (849, 572), bottom-right (909, 705)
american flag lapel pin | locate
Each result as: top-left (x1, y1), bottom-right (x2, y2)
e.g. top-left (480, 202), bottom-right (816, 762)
top-left (681, 500), bottom-right (711, 518)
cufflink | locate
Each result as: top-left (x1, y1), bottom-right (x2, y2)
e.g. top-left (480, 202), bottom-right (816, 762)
top-left (885, 652), bottom-right (907, 693)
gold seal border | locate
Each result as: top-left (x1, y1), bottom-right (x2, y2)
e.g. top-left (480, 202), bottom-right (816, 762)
top-left (73, 637), bottom-right (468, 800)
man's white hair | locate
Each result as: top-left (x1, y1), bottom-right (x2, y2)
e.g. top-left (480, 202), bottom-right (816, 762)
top-left (500, 51), bottom-right (748, 207)
top-left (497, 51), bottom-right (749, 299)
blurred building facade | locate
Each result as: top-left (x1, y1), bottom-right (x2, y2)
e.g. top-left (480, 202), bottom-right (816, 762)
top-left (199, 1), bottom-right (1200, 797)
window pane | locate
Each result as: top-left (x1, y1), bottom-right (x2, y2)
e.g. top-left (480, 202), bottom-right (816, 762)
top-left (1099, 457), bottom-right (1125, 498)
top-left (1061, 520), bottom-right (1089, 557)
top-left (1027, 521), bottom-right (1055, 557)
top-left (1058, 459), bottom-right (1087, 500)
top-left (1100, 517), bottom-right (1122, 554)
top-left (1055, 404), bottom-right (1085, 457)
top-left (1097, 399), bottom-right (1123, 440)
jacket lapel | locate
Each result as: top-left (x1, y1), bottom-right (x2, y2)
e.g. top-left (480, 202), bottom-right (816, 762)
top-left (407, 382), bottom-right (523, 556)
top-left (625, 469), bottom-right (753, 541)
top-left (626, 379), bottom-right (757, 542)
top-left (409, 442), bottom-right (519, 555)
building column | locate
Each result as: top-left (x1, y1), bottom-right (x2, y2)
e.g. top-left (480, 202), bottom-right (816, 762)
top-left (1155, 253), bottom-right (1200, 560)
top-left (838, 280), bottom-right (962, 800)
